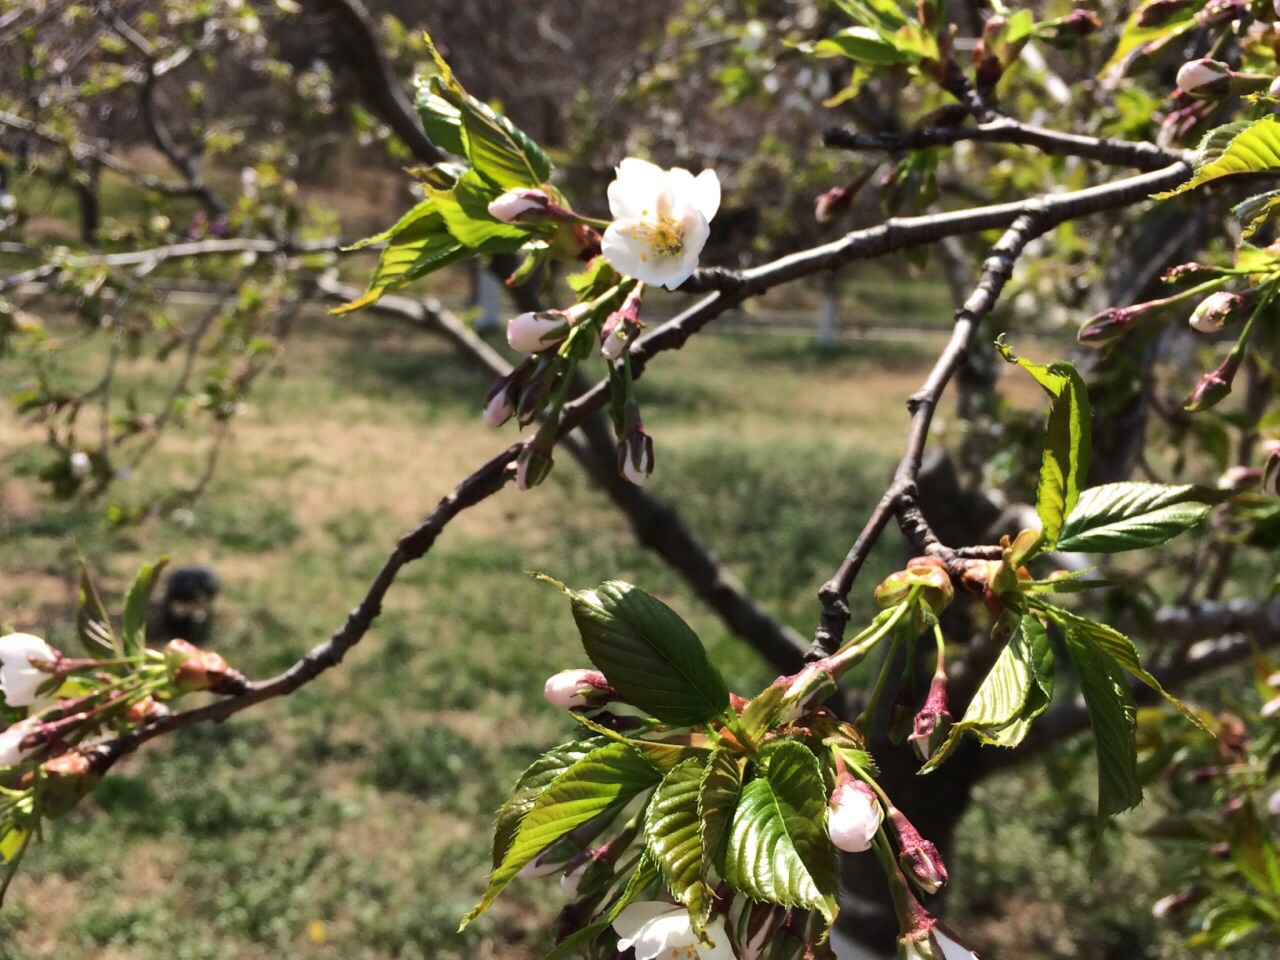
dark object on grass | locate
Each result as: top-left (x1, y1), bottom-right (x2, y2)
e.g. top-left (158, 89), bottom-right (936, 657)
top-left (159, 565), bottom-right (221, 644)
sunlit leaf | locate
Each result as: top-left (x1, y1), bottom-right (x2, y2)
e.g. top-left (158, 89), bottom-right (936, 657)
top-left (997, 340), bottom-right (1090, 552)
top-left (1061, 628), bottom-right (1141, 816)
top-left (568, 581), bottom-right (730, 726)
top-left (121, 556), bottom-right (168, 658)
top-left (462, 741), bottom-right (660, 928)
top-left (921, 615), bottom-right (1053, 771)
top-left (646, 758), bottom-right (711, 924)
top-left (723, 741), bottom-right (837, 920)
top-left (1155, 116), bottom-right (1280, 200)
top-left (490, 737), bottom-right (605, 869)
top-left (1056, 483), bottom-right (1223, 553)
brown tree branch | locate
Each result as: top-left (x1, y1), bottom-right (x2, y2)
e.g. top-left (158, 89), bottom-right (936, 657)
top-left (824, 118), bottom-right (1189, 171)
top-left (305, 0), bottom-right (446, 166)
top-left (802, 163), bottom-right (1199, 658)
top-left (312, 276), bottom-right (809, 674)
top-left (90, 160), bottom-right (1190, 777)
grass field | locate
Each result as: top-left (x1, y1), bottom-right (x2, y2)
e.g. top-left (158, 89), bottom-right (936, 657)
top-left (0, 286), bottom-right (967, 960)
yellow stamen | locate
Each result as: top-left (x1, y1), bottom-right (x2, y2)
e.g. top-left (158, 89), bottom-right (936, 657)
top-left (630, 213), bottom-right (684, 257)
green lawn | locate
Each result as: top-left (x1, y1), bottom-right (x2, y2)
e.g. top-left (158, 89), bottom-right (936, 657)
top-left (0, 294), bottom-right (938, 959)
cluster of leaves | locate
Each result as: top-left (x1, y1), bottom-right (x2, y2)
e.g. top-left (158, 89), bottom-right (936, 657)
top-left (462, 577), bottom-right (883, 959)
top-left (337, 32), bottom-right (561, 313)
top-left (458, 345), bottom-right (1231, 956)
top-left (1137, 651), bottom-right (1280, 950)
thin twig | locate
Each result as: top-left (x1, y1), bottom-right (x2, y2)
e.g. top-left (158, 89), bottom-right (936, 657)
top-left (824, 119), bottom-right (1189, 171)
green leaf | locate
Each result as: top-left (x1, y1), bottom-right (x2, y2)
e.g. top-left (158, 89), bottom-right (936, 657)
top-left (646, 758), bottom-right (711, 923)
top-left (813, 27), bottom-right (914, 65)
top-left (997, 341), bottom-right (1090, 551)
top-left (1233, 189), bottom-right (1280, 241)
top-left (921, 615), bottom-right (1054, 771)
top-left (1225, 799), bottom-right (1280, 895)
top-left (76, 559), bottom-right (118, 657)
top-left (1041, 603), bottom-right (1209, 732)
top-left (333, 200), bottom-right (468, 314)
top-left (699, 748), bottom-right (743, 878)
top-left (1155, 116), bottom-right (1280, 200)
top-left (723, 741), bottom-right (838, 919)
top-left (1056, 483), bottom-right (1223, 553)
top-left (428, 168), bottom-right (539, 252)
top-left (569, 581), bottom-right (730, 726)
top-left (567, 712), bottom-right (709, 772)
top-left (413, 83), bottom-right (465, 158)
top-left (462, 741), bottom-right (660, 928)
top-left (422, 32), bottom-right (551, 189)
top-left (1099, 3), bottom-right (1197, 79)
top-left (121, 557), bottom-right (167, 658)
top-left (1061, 628), bottom-right (1142, 817)
top-left (831, 0), bottom-right (908, 31)
top-left (738, 683), bottom-right (788, 745)
top-left (490, 737), bottom-right (605, 869)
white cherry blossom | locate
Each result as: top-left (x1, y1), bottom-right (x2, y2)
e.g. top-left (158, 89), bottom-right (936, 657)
top-left (601, 158), bottom-right (720, 291)
top-left (613, 902), bottom-right (734, 960)
top-left (827, 779), bottom-right (883, 853)
top-left (0, 633), bottom-right (57, 708)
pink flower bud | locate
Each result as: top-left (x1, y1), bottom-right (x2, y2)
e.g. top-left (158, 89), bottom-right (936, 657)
top-left (1263, 443), bottom-right (1280, 496)
top-left (482, 381), bottom-right (517, 428)
top-left (1176, 59), bottom-right (1231, 97)
top-left (1196, 0), bottom-right (1245, 26)
top-left (1188, 291), bottom-right (1243, 333)
top-left (1217, 465), bottom-right (1260, 490)
top-left (515, 444), bottom-right (555, 491)
top-left (908, 672), bottom-right (953, 762)
top-left (889, 807), bottom-right (948, 893)
top-left (1270, 76), bottom-right (1280, 99)
top-left (827, 779), bottom-right (883, 853)
top-left (487, 189), bottom-right (550, 224)
top-left (600, 285), bottom-right (645, 360)
top-left (1184, 354), bottom-right (1240, 412)
top-left (1060, 9), bottom-right (1101, 34)
top-left (1078, 306), bottom-right (1142, 345)
top-left (618, 430), bottom-right (654, 486)
top-left (506, 310), bottom-right (572, 354)
top-left (1152, 887), bottom-right (1198, 919)
top-left (814, 186), bottom-right (852, 223)
top-left (543, 668), bottom-right (615, 709)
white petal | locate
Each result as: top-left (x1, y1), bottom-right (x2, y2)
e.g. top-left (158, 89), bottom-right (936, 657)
top-left (614, 902), bottom-right (680, 944)
top-left (698, 917), bottom-right (737, 960)
top-left (659, 209), bottom-right (709, 290)
top-left (615, 903), bottom-right (693, 959)
top-left (934, 925), bottom-right (979, 960)
top-left (600, 220), bottom-right (650, 279)
top-left (608, 158), bottom-right (667, 220)
top-left (690, 169), bottom-right (721, 222)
